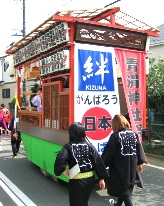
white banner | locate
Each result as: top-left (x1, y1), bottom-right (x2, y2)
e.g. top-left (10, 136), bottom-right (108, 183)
top-left (74, 43), bottom-right (120, 154)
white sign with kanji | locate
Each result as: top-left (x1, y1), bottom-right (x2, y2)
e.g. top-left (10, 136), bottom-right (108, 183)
top-left (74, 43), bottom-right (120, 154)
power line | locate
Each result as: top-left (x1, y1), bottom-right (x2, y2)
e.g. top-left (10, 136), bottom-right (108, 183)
top-left (104, 0), bottom-right (121, 8)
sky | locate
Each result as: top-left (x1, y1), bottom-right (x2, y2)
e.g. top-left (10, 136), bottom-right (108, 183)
top-left (0, 0), bottom-right (163, 56)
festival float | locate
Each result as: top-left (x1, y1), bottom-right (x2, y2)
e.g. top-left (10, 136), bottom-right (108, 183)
top-left (6, 7), bottom-right (159, 182)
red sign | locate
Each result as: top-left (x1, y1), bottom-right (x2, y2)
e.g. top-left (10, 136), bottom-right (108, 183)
top-left (81, 107), bottom-right (112, 140)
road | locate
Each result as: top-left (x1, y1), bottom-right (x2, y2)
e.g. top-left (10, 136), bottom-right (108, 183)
top-left (0, 136), bottom-right (164, 206)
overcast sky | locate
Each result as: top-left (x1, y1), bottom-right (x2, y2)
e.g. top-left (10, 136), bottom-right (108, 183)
top-left (0, 0), bottom-right (163, 55)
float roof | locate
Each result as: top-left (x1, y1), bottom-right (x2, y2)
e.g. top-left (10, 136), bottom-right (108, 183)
top-left (6, 7), bottom-right (160, 54)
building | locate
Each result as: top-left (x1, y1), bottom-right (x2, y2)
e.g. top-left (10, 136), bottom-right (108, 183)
top-left (0, 54), bottom-right (40, 110)
top-left (149, 23), bottom-right (164, 59)
top-left (0, 54), bottom-right (16, 108)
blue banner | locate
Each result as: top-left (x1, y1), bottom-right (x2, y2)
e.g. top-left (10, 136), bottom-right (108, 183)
top-left (78, 49), bottom-right (115, 91)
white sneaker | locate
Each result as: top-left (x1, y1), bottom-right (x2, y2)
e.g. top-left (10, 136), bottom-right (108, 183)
top-left (109, 199), bottom-right (116, 206)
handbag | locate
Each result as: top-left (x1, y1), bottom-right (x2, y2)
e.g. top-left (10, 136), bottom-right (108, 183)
top-left (69, 163), bottom-right (80, 179)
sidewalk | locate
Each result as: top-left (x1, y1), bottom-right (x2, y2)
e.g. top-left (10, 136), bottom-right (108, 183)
top-left (0, 134), bottom-right (7, 151)
top-left (145, 153), bottom-right (164, 168)
top-left (0, 134), bottom-right (11, 154)
top-left (0, 134), bottom-right (25, 159)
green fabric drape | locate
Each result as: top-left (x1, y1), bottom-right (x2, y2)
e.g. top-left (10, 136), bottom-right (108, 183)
top-left (21, 133), bottom-right (69, 182)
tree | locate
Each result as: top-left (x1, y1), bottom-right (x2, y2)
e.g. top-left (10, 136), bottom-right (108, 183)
top-left (30, 83), bottom-right (40, 93)
top-left (147, 57), bottom-right (164, 113)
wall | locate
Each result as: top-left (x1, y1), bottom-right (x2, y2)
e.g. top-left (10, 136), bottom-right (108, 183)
top-left (149, 44), bottom-right (164, 60)
top-left (0, 55), bottom-right (15, 108)
top-left (0, 55), bottom-right (39, 109)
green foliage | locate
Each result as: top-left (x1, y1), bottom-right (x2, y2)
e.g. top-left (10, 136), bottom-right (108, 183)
top-left (143, 142), bottom-right (164, 156)
top-left (147, 57), bottom-right (164, 96)
top-left (11, 96), bottom-right (23, 104)
top-left (30, 83), bottom-right (39, 93)
top-left (11, 97), bottom-right (16, 104)
top-left (147, 57), bottom-right (164, 112)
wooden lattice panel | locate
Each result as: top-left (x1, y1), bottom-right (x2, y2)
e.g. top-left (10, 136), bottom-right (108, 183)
top-left (60, 94), bottom-right (69, 131)
top-left (43, 85), bottom-right (51, 127)
top-left (51, 84), bottom-right (60, 129)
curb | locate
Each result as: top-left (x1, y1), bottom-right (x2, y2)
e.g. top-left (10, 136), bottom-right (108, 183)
top-left (145, 153), bottom-right (164, 160)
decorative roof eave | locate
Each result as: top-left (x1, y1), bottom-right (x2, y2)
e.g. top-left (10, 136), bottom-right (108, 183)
top-left (53, 14), bottom-right (160, 37)
top-left (6, 7), bottom-right (160, 55)
top-left (6, 15), bottom-right (55, 55)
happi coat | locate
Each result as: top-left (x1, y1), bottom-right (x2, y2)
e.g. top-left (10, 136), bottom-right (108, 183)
top-left (54, 138), bottom-right (109, 179)
top-left (102, 128), bottom-right (144, 197)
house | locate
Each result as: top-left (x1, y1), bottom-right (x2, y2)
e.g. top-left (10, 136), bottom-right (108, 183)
top-left (149, 23), bottom-right (164, 59)
top-left (0, 54), bottom-right (16, 108)
top-left (0, 54), bottom-right (40, 110)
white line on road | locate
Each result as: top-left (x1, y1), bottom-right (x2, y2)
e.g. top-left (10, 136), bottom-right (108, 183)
top-left (0, 180), bottom-right (25, 206)
top-left (144, 163), bottom-right (164, 171)
top-left (0, 171), bottom-right (37, 206)
top-left (0, 163), bottom-right (163, 206)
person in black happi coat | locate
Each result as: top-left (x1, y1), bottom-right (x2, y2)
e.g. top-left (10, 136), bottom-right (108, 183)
top-left (54, 122), bottom-right (109, 206)
top-left (102, 114), bottom-right (145, 206)
top-left (8, 117), bottom-right (22, 158)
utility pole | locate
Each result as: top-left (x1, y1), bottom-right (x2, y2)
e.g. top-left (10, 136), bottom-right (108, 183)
top-left (22, 0), bottom-right (26, 102)
top-left (13, 0), bottom-right (26, 102)
top-left (22, 0), bottom-right (26, 37)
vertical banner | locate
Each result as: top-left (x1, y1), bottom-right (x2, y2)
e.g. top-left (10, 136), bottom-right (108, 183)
top-left (74, 43), bottom-right (120, 154)
top-left (115, 49), bottom-right (146, 141)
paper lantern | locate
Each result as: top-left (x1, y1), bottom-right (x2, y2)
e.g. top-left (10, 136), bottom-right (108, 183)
top-left (5, 55), bottom-right (15, 77)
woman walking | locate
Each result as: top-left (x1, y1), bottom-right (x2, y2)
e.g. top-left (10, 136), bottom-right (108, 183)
top-left (102, 114), bottom-right (145, 206)
top-left (54, 122), bottom-right (109, 206)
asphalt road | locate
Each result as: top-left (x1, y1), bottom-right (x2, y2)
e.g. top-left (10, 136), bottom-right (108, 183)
top-left (0, 136), bottom-right (164, 206)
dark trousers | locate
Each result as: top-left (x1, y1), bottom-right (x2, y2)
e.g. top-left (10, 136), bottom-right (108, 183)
top-left (116, 190), bottom-right (133, 206)
top-left (11, 140), bottom-right (21, 156)
top-left (69, 176), bottom-right (95, 206)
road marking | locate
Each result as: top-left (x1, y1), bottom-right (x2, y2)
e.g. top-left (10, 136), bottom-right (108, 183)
top-left (0, 180), bottom-right (25, 206)
top-left (0, 171), bottom-right (37, 206)
top-left (144, 163), bottom-right (164, 171)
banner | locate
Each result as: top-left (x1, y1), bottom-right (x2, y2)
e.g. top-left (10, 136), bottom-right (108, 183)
top-left (115, 48), bottom-right (146, 141)
top-left (74, 43), bottom-right (120, 154)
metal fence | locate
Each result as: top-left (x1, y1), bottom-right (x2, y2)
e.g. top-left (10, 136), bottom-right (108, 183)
top-left (146, 96), bottom-right (164, 156)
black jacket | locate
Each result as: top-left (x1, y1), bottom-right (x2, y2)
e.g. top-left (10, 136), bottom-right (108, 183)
top-left (54, 138), bottom-right (109, 180)
top-left (102, 128), bottom-right (145, 197)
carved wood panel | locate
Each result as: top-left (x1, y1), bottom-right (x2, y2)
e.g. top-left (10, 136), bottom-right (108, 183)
top-left (19, 111), bottom-right (42, 127)
top-left (75, 22), bottom-right (147, 50)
